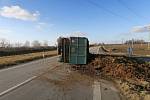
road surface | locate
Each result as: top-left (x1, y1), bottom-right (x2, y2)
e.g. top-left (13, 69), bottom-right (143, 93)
top-left (0, 49), bottom-right (122, 100)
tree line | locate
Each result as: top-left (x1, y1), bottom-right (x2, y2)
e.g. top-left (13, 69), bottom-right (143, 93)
top-left (124, 39), bottom-right (147, 44)
top-left (0, 38), bottom-right (52, 48)
top-left (0, 38), bottom-right (56, 56)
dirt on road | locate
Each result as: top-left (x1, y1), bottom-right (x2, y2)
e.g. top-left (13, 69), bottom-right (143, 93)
top-left (73, 55), bottom-right (150, 100)
top-left (38, 63), bottom-right (121, 100)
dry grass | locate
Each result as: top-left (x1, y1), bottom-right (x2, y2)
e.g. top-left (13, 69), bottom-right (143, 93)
top-left (104, 44), bottom-right (150, 56)
top-left (0, 50), bottom-right (57, 69)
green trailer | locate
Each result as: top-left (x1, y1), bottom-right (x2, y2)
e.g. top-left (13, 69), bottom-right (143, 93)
top-left (69, 37), bottom-right (89, 64)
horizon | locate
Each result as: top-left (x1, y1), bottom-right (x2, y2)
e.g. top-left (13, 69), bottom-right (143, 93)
top-left (0, 0), bottom-right (150, 45)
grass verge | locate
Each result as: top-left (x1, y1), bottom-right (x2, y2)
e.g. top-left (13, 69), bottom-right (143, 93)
top-left (0, 50), bottom-right (57, 69)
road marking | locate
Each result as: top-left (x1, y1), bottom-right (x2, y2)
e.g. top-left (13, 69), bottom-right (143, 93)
top-left (0, 76), bottom-right (37, 97)
top-left (93, 81), bottom-right (102, 100)
top-left (0, 63), bottom-right (60, 97)
top-left (0, 56), bottom-right (58, 73)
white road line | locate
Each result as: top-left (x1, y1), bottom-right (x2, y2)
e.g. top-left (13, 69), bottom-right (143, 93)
top-left (93, 81), bottom-right (102, 100)
top-left (0, 63), bottom-right (59, 97)
top-left (0, 76), bottom-right (37, 97)
top-left (0, 56), bottom-right (57, 73)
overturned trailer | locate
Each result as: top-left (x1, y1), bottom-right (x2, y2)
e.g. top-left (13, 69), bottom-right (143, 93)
top-left (57, 37), bottom-right (70, 63)
top-left (57, 37), bottom-right (89, 65)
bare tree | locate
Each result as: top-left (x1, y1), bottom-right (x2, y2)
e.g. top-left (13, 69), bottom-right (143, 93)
top-left (43, 40), bottom-right (48, 47)
top-left (24, 41), bottom-right (30, 47)
top-left (6, 42), bottom-right (13, 48)
top-left (32, 40), bottom-right (41, 47)
top-left (0, 38), bottom-right (8, 48)
top-left (14, 42), bottom-right (22, 47)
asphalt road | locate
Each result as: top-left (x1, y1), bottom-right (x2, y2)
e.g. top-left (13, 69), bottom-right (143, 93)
top-left (0, 49), bottom-right (122, 100)
top-left (0, 56), bottom-right (58, 91)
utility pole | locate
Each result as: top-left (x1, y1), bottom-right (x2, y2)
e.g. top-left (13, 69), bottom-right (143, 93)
top-left (132, 38), bottom-right (134, 55)
top-left (122, 38), bottom-right (124, 44)
top-left (132, 38), bottom-right (134, 48)
top-left (148, 32), bottom-right (150, 50)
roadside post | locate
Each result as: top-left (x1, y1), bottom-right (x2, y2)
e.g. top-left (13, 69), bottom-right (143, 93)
top-left (42, 51), bottom-right (45, 64)
top-left (43, 51), bottom-right (45, 58)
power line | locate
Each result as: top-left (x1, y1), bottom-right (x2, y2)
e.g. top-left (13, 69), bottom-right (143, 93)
top-left (116, 0), bottom-right (146, 19)
top-left (87, 0), bottom-right (132, 22)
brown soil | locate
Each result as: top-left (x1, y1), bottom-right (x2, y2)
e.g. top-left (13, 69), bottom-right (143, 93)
top-left (72, 55), bottom-right (150, 100)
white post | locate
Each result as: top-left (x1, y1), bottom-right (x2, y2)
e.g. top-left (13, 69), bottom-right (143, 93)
top-left (43, 51), bottom-right (45, 58)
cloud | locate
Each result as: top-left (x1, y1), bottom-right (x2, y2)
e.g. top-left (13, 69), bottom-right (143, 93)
top-left (36, 22), bottom-right (54, 31)
top-left (0, 5), bottom-right (40, 21)
top-left (0, 28), bottom-right (12, 38)
top-left (0, 28), bottom-right (12, 34)
top-left (131, 24), bottom-right (150, 33)
top-left (38, 22), bottom-right (47, 25)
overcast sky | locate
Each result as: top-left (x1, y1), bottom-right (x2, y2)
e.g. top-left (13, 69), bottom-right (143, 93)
top-left (0, 0), bottom-right (150, 45)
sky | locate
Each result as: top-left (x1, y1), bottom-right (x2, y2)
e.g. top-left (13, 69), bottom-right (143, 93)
top-left (0, 0), bottom-right (150, 45)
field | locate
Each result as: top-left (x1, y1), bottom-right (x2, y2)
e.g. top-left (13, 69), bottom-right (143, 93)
top-left (104, 44), bottom-right (150, 56)
top-left (0, 50), bottom-right (57, 69)
top-left (89, 44), bottom-right (150, 99)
